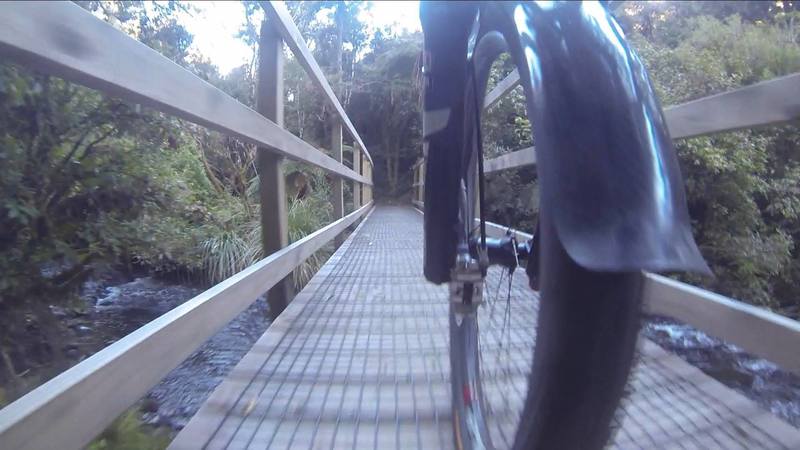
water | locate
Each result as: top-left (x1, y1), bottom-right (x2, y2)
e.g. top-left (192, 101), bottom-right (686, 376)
top-left (68, 276), bottom-right (272, 430)
top-left (643, 316), bottom-right (800, 427)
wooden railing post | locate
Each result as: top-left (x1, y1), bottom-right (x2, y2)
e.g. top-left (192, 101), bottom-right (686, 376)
top-left (419, 164), bottom-right (422, 203)
top-left (360, 152), bottom-right (366, 206)
top-left (420, 162), bottom-right (423, 203)
top-left (418, 162), bottom-right (422, 203)
top-left (416, 163), bottom-right (421, 203)
top-left (421, 160), bottom-right (426, 203)
top-left (257, 19), bottom-right (293, 318)
top-left (330, 121), bottom-right (344, 244)
top-left (412, 164), bottom-right (416, 204)
top-left (413, 160), bottom-right (425, 205)
top-left (353, 145), bottom-right (362, 209)
top-left (362, 162), bottom-right (371, 204)
top-left (367, 163), bottom-right (373, 203)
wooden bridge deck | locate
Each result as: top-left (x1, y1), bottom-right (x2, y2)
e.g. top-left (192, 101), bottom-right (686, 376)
top-left (171, 205), bottom-right (800, 449)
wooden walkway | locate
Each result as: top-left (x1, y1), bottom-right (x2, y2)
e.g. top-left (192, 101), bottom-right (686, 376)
top-left (171, 205), bottom-right (800, 449)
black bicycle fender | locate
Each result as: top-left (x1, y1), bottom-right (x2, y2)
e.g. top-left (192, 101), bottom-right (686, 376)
top-left (420, 2), bottom-right (477, 284)
top-left (499, 2), bottom-right (710, 274)
top-left (420, 2), bottom-right (710, 281)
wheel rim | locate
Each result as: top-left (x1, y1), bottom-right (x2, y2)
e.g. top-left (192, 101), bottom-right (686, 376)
top-left (450, 300), bottom-right (493, 450)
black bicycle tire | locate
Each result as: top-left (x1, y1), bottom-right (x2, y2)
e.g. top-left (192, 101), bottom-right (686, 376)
top-left (511, 211), bottom-right (643, 450)
top-left (419, 3), bottom-right (647, 448)
top-left (447, 32), bottom-right (644, 450)
top-left (447, 135), bottom-right (644, 450)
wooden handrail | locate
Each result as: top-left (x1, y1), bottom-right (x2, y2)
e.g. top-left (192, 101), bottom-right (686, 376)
top-left (665, 72), bottom-right (800, 139)
top-left (643, 273), bottom-right (800, 376)
top-left (484, 68), bottom-right (520, 110)
top-left (484, 146), bottom-right (536, 173)
top-left (0, 203), bottom-right (373, 450)
top-left (481, 70), bottom-right (800, 173)
top-left (261, 1), bottom-right (373, 167)
top-left (0, 1), bottom-right (370, 185)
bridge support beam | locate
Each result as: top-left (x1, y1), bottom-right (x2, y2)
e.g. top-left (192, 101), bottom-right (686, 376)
top-left (257, 18), bottom-right (293, 318)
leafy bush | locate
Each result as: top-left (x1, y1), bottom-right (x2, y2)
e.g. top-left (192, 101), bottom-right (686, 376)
top-left (630, 13), bottom-right (800, 310)
top-left (288, 195), bottom-right (333, 288)
top-left (198, 164), bottom-right (333, 288)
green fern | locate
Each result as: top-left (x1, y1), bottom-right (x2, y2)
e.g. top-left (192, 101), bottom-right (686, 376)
top-left (200, 176), bottom-right (333, 289)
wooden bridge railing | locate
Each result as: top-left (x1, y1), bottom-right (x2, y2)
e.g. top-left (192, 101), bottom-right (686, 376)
top-left (412, 70), bottom-right (800, 376)
top-left (0, 1), bottom-right (373, 449)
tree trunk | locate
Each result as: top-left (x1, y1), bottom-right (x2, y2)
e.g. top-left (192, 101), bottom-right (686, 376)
top-left (391, 152), bottom-right (400, 196)
top-left (384, 155), bottom-right (392, 195)
top-left (334, 5), bottom-right (345, 100)
top-left (1, 344), bottom-right (23, 395)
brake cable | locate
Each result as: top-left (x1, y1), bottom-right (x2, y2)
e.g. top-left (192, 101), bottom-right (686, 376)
top-left (469, 58), bottom-right (488, 253)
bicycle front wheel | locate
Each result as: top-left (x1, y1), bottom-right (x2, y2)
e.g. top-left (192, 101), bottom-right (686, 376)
top-left (440, 15), bottom-right (645, 450)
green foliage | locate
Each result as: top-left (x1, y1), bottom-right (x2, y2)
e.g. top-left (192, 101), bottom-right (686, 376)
top-left (87, 410), bottom-right (170, 450)
top-left (201, 228), bottom-right (254, 284)
top-left (288, 195), bottom-right (334, 287)
top-left (624, 9), bottom-right (800, 310)
top-left (282, 1), bottom-right (371, 148)
top-left (0, 1), bottom-right (269, 401)
top-left (481, 55), bottom-right (537, 230)
top-left (350, 31), bottom-right (422, 196)
top-left (1, 63), bottom-right (179, 302)
top-left (197, 196), bottom-right (333, 289)
top-left (197, 163), bottom-right (333, 287)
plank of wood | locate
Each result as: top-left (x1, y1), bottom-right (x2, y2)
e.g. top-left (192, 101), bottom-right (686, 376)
top-left (261, 1), bottom-right (373, 167)
top-left (0, 1), bottom-right (369, 185)
top-left (0, 202), bottom-right (373, 450)
top-left (330, 123), bottom-right (344, 220)
top-left (482, 62), bottom-right (800, 142)
top-left (643, 273), bottom-right (800, 376)
top-left (484, 69), bottom-right (520, 110)
top-left (353, 145), bottom-right (362, 208)
top-left (484, 146), bottom-right (536, 172)
top-left (257, 19), bottom-right (293, 316)
top-left (665, 73), bottom-right (800, 139)
top-left (480, 75), bottom-right (800, 171)
top-left (363, 161), bottom-right (373, 203)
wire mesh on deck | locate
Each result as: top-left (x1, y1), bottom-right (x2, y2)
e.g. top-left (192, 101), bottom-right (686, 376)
top-left (172, 206), bottom-right (800, 450)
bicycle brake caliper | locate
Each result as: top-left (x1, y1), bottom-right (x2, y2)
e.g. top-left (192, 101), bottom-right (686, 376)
top-left (450, 251), bottom-right (484, 322)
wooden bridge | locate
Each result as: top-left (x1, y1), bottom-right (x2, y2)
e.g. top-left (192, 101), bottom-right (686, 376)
top-left (1, 2), bottom-right (800, 449)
